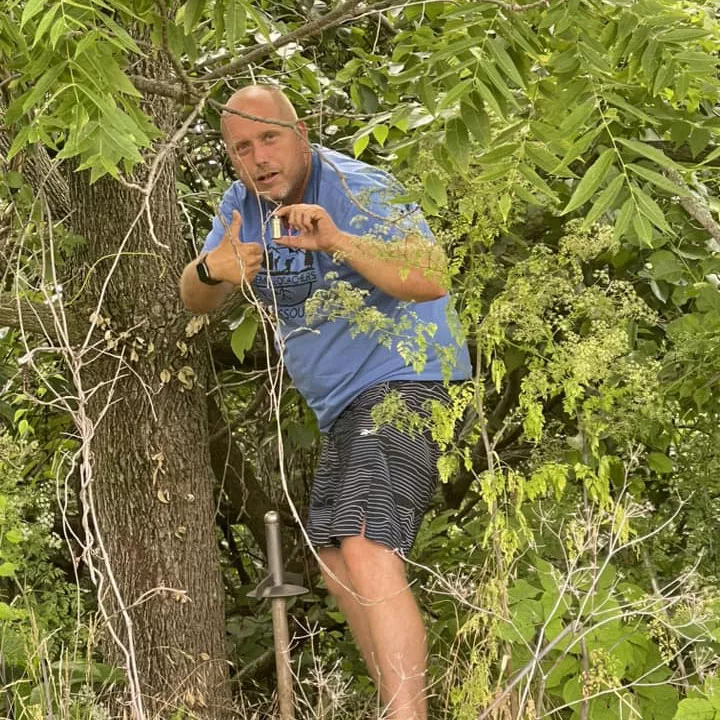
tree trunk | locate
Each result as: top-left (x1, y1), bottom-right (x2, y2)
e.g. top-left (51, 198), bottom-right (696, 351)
top-left (64, 56), bottom-right (231, 718)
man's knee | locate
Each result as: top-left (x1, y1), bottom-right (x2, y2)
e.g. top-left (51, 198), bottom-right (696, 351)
top-left (339, 535), bottom-right (407, 600)
top-left (318, 546), bottom-right (353, 598)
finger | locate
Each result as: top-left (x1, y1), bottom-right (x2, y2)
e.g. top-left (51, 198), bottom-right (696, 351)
top-left (226, 210), bottom-right (242, 242)
top-left (293, 210), bottom-right (313, 233)
top-left (275, 235), bottom-right (304, 249)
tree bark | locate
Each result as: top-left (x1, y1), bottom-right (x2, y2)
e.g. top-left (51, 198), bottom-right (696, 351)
top-left (63, 54), bottom-right (231, 717)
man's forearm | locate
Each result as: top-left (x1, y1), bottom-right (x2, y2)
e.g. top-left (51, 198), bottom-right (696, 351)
top-left (330, 232), bottom-right (448, 302)
top-left (179, 260), bottom-right (234, 314)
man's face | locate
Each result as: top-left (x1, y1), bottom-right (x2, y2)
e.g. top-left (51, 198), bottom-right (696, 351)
top-left (222, 95), bottom-right (309, 203)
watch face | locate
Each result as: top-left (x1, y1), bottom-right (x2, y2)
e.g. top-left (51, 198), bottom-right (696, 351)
top-left (197, 257), bottom-right (221, 285)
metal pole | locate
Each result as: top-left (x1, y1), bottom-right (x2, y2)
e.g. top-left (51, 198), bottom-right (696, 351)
top-left (265, 511), bottom-right (295, 720)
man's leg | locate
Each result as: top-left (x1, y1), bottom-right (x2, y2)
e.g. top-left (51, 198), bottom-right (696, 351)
top-left (318, 546), bottom-right (379, 682)
top-left (336, 535), bottom-right (427, 720)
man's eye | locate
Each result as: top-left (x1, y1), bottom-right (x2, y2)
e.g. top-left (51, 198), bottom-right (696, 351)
top-left (235, 145), bottom-right (250, 155)
top-left (264, 133), bottom-right (278, 143)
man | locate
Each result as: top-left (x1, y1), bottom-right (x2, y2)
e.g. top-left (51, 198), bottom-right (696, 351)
top-left (180, 85), bottom-right (471, 719)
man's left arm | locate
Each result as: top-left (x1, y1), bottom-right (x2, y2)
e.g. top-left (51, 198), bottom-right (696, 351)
top-left (274, 203), bottom-right (448, 302)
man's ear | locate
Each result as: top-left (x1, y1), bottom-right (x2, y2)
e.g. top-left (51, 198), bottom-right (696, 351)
top-left (296, 120), bottom-right (309, 144)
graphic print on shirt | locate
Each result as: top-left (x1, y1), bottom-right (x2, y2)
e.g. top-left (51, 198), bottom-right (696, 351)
top-left (253, 243), bottom-right (318, 322)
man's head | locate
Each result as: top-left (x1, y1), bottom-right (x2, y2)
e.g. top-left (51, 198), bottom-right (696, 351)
top-left (221, 85), bottom-right (310, 203)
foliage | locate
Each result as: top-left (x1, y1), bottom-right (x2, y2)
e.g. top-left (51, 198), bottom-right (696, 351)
top-left (2, 0), bottom-right (720, 717)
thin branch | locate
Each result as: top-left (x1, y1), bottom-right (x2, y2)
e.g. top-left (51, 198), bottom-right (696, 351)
top-left (483, 0), bottom-right (550, 10)
top-left (201, 0), bottom-right (396, 82)
top-left (665, 168), bottom-right (720, 246)
top-left (129, 75), bottom-right (197, 103)
top-left (0, 292), bottom-right (83, 343)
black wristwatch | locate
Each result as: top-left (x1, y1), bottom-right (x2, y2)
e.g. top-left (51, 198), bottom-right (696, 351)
top-left (196, 254), bottom-right (222, 285)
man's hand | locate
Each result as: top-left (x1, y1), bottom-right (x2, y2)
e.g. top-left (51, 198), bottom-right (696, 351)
top-left (274, 204), bottom-right (343, 253)
top-left (206, 210), bottom-right (263, 285)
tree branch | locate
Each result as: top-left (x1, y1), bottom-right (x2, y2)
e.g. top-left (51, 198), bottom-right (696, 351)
top-left (201, 0), bottom-right (396, 81)
top-left (665, 168), bottom-right (720, 246)
top-left (0, 292), bottom-right (84, 343)
top-left (129, 75), bottom-right (197, 104)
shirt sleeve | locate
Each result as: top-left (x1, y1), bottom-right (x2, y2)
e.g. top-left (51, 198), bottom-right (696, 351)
top-left (336, 182), bottom-right (435, 245)
top-left (201, 183), bottom-right (242, 253)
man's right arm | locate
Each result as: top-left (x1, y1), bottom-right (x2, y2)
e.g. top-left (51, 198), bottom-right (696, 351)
top-left (179, 258), bottom-right (235, 314)
top-left (179, 210), bottom-right (263, 314)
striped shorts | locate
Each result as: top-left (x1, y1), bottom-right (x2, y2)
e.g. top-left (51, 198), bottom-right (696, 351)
top-left (307, 381), bottom-right (449, 557)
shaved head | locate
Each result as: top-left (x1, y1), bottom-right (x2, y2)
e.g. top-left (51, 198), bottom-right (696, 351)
top-left (221, 85), bottom-right (298, 133)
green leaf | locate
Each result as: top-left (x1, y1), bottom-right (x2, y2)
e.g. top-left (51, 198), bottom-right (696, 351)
top-left (487, 38), bottom-right (526, 89)
top-left (436, 78), bottom-right (473, 112)
top-left (659, 28), bottom-right (710, 42)
top-left (617, 138), bottom-right (684, 172)
top-left (460, 101), bottom-right (490, 145)
top-left (353, 134), bottom-right (369, 158)
top-left (653, 59), bottom-right (675, 96)
top-left (445, 118), bottom-right (469, 172)
top-left (424, 172), bottom-right (447, 207)
top-left (4, 529), bottom-right (23, 544)
top-left (417, 77), bottom-right (437, 114)
top-left (648, 249), bottom-right (685, 282)
top-left (559, 100), bottom-right (596, 136)
top-left (213, 0), bottom-right (225, 46)
top-left (21, 0), bottom-right (47, 28)
top-left (518, 164), bottom-right (559, 203)
top-left (372, 124), bottom-right (389, 147)
top-left (561, 149), bottom-right (614, 215)
top-left (635, 186), bottom-right (672, 234)
top-left (634, 213), bottom-right (654, 246)
top-left (648, 452), bottom-right (673, 474)
top-left (6, 126), bottom-right (33, 161)
top-left (512, 182), bottom-right (544, 207)
top-left (689, 128), bottom-right (711, 159)
top-left (641, 38), bottom-right (659, 83)
top-left (477, 142), bottom-right (520, 165)
top-left (184, 0), bottom-right (205, 35)
top-left (560, 127), bottom-right (603, 167)
top-left (475, 80), bottom-right (506, 121)
top-left (525, 143), bottom-right (575, 177)
top-left (481, 59), bottom-right (521, 110)
top-left (230, 313), bottom-right (259, 363)
top-left (5, 171), bottom-right (25, 189)
top-left (507, 578), bottom-right (541, 603)
top-left (49, 15), bottom-right (67, 48)
top-left (33, 4), bottom-right (60, 46)
top-left (672, 698), bottom-right (715, 720)
top-left (499, 193), bottom-right (512, 223)
top-left (627, 164), bottom-right (691, 197)
top-left (0, 562), bottom-right (17, 577)
top-left (20, 63), bottom-right (67, 114)
top-left (225, 1), bottom-right (246, 52)
top-left (614, 197), bottom-right (635, 241)
top-left (604, 92), bottom-right (659, 125)
top-left (582, 174), bottom-right (625, 229)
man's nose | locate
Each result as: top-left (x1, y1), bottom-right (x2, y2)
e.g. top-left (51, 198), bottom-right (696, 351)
top-left (253, 141), bottom-right (272, 166)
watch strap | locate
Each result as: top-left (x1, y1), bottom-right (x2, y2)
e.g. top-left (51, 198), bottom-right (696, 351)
top-left (196, 255), bottom-right (222, 286)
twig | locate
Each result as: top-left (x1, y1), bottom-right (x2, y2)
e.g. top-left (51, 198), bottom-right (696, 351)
top-left (202, 0), bottom-right (396, 82)
top-left (665, 168), bottom-right (720, 246)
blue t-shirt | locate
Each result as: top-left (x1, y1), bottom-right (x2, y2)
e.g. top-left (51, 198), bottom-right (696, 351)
top-left (202, 147), bottom-right (472, 431)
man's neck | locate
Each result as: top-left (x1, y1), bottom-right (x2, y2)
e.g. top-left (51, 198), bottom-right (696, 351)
top-left (287, 151), bottom-right (313, 205)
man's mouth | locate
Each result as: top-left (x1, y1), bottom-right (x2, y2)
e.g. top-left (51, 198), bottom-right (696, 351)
top-left (256, 171), bottom-right (280, 185)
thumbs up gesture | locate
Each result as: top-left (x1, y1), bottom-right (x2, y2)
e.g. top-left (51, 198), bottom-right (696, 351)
top-left (206, 210), bottom-right (263, 285)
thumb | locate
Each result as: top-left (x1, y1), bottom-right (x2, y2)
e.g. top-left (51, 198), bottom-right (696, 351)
top-left (229, 209), bottom-right (242, 237)
top-left (221, 210), bottom-right (242, 245)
